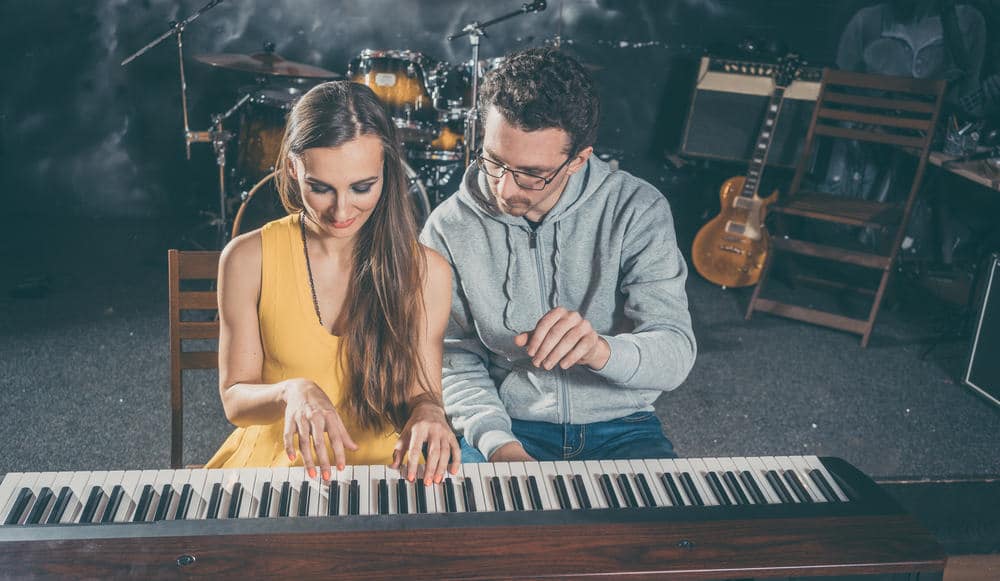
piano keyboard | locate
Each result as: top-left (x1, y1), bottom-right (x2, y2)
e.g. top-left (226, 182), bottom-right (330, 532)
top-left (0, 455), bottom-right (852, 525)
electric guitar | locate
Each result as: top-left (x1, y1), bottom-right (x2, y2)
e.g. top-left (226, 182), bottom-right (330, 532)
top-left (692, 54), bottom-right (803, 288)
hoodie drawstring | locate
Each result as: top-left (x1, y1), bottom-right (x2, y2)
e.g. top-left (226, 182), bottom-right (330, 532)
top-left (551, 221), bottom-right (561, 308)
top-left (501, 222), bottom-right (517, 333)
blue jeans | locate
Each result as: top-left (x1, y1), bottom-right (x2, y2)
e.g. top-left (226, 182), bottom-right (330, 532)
top-left (458, 411), bottom-right (676, 463)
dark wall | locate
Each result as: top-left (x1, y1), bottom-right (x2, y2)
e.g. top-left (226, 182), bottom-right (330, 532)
top-left (1, 0), bottom-right (876, 219)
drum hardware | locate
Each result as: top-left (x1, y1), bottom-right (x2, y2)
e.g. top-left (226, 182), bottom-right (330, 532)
top-left (447, 0), bottom-right (548, 167)
top-left (121, 0), bottom-right (236, 247)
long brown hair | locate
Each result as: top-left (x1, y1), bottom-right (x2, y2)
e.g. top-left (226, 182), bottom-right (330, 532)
top-left (274, 81), bottom-right (434, 432)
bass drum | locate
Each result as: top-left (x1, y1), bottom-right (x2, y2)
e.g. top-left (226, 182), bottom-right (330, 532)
top-left (230, 163), bottom-right (432, 239)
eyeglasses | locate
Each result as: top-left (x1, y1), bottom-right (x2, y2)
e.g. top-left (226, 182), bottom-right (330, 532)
top-left (476, 152), bottom-right (574, 191)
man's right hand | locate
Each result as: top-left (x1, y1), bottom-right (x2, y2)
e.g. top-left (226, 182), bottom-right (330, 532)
top-left (489, 441), bottom-right (535, 462)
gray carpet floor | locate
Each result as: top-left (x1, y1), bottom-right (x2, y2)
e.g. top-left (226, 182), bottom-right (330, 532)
top-left (1, 211), bottom-right (999, 481)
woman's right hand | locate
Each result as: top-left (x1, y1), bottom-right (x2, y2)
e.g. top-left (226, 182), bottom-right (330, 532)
top-left (282, 378), bottom-right (358, 481)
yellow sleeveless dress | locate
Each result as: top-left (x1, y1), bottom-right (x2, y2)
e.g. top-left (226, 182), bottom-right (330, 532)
top-left (205, 214), bottom-right (398, 468)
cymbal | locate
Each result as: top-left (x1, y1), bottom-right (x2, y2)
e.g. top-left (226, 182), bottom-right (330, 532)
top-left (194, 51), bottom-right (343, 79)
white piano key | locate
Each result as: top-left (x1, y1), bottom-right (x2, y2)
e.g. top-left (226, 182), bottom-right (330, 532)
top-left (640, 459), bottom-right (675, 507)
top-left (217, 468), bottom-right (241, 518)
top-left (456, 463), bottom-right (484, 513)
top-left (0, 473), bottom-right (26, 523)
top-left (744, 457), bottom-right (780, 504)
top-left (564, 462), bottom-right (597, 510)
top-left (335, 465), bottom-right (352, 516)
top-left (597, 460), bottom-right (623, 508)
top-left (492, 463), bottom-right (516, 512)
top-left (669, 458), bottom-right (711, 506)
top-left (759, 455), bottom-right (797, 503)
top-left (196, 468), bottom-right (226, 519)
top-left (701, 458), bottom-right (732, 505)
top-left (717, 457), bottom-right (754, 505)
top-left (147, 469), bottom-right (176, 520)
top-left (476, 463), bottom-right (501, 512)
top-left (554, 461), bottom-right (582, 510)
top-left (628, 459), bottom-right (667, 508)
top-left (4, 473), bottom-right (41, 525)
top-left (538, 462), bottom-right (567, 510)
top-left (165, 469), bottom-right (193, 520)
top-left (180, 469), bottom-right (208, 520)
top-left (613, 460), bottom-right (643, 508)
top-left (580, 461), bottom-right (610, 509)
top-left (789, 456), bottom-right (828, 503)
top-left (370, 465), bottom-right (386, 515)
top-left (76, 471), bottom-right (111, 523)
top-left (802, 455), bottom-right (850, 502)
top-left (686, 458), bottom-right (722, 506)
top-left (267, 467), bottom-right (288, 517)
top-left (352, 465), bottom-right (370, 516)
top-left (507, 463), bottom-right (530, 511)
top-left (59, 471), bottom-right (94, 524)
top-left (522, 461), bottom-right (555, 510)
top-left (285, 467), bottom-right (309, 516)
top-left (24, 472), bottom-right (59, 525)
top-left (773, 456), bottom-right (812, 502)
top-left (384, 467), bottom-right (402, 515)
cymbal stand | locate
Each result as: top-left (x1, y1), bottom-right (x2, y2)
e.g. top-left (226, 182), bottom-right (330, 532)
top-left (121, 0), bottom-right (232, 246)
top-left (448, 0), bottom-right (548, 168)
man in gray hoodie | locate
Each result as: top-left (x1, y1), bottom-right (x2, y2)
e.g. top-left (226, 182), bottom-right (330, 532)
top-left (420, 48), bottom-right (696, 463)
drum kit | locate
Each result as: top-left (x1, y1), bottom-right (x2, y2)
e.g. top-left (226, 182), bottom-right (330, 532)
top-left (121, 0), bottom-right (547, 247)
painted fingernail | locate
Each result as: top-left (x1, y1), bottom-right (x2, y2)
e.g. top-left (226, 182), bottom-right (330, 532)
top-left (288, 452), bottom-right (296, 461)
top-left (322, 470), bottom-right (330, 481)
top-left (308, 467), bottom-right (317, 479)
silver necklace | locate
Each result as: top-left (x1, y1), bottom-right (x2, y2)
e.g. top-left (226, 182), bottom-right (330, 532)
top-left (299, 212), bottom-right (324, 326)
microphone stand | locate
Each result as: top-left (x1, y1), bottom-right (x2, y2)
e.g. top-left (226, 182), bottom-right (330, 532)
top-left (448, 1), bottom-right (547, 168)
top-left (121, 0), bottom-right (239, 248)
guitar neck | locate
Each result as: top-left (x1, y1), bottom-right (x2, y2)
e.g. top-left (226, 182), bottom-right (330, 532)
top-left (741, 87), bottom-right (786, 199)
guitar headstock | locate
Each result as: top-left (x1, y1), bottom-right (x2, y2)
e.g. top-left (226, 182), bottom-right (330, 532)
top-left (774, 53), bottom-right (804, 88)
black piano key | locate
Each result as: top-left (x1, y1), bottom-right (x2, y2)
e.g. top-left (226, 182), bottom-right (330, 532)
top-left (659, 473), bottom-right (684, 507)
top-left (100, 485), bottom-right (124, 523)
top-left (328, 482), bottom-right (340, 516)
top-left (572, 475), bottom-right (592, 509)
top-left (396, 480), bottom-right (409, 515)
top-left (5, 488), bottom-right (34, 525)
top-left (489, 476), bottom-right (506, 512)
top-left (508, 477), bottom-right (525, 511)
top-left (227, 482), bottom-right (244, 519)
top-left (679, 472), bottom-right (704, 506)
top-left (25, 487), bottom-right (54, 525)
top-left (153, 484), bottom-right (174, 521)
top-left (599, 474), bottom-right (621, 509)
top-left (348, 480), bottom-right (360, 516)
top-left (722, 471), bottom-right (749, 505)
top-left (257, 482), bottom-right (272, 518)
top-left (80, 486), bottom-right (104, 524)
top-left (206, 483), bottom-right (223, 519)
top-left (526, 476), bottom-right (543, 510)
top-left (705, 472), bottom-right (732, 506)
top-left (634, 474), bottom-right (657, 508)
top-left (553, 475), bottom-right (572, 510)
top-left (279, 482), bottom-right (292, 517)
top-left (443, 478), bottom-right (458, 513)
top-left (809, 469), bottom-right (841, 503)
top-left (175, 484), bottom-right (193, 520)
top-left (415, 480), bottom-right (428, 514)
top-left (297, 481), bottom-right (311, 517)
top-left (461, 478), bottom-right (476, 513)
top-left (46, 487), bottom-right (73, 524)
top-left (783, 470), bottom-right (814, 504)
top-left (377, 479), bottom-right (390, 515)
top-left (739, 471), bottom-right (768, 505)
top-left (616, 474), bottom-right (639, 508)
top-left (765, 470), bottom-right (795, 504)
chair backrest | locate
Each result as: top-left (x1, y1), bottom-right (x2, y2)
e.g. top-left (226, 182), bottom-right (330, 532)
top-left (167, 250), bottom-right (221, 469)
top-left (790, 68), bottom-right (947, 201)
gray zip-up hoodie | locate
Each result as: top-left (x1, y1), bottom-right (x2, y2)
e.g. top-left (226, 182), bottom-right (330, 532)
top-left (420, 156), bottom-right (696, 460)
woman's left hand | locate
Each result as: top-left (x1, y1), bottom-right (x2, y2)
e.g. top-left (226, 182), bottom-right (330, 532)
top-left (392, 402), bottom-right (461, 485)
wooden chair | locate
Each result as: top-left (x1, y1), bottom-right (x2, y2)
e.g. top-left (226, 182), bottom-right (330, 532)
top-left (168, 250), bottom-right (221, 469)
top-left (746, 69), bottom-right (947, 347)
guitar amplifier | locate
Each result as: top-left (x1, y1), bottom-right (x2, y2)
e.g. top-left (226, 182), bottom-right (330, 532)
top-left (680, 56), bottom-right (823, 168)
top-left (964, 252), bottom-right (1000, 407)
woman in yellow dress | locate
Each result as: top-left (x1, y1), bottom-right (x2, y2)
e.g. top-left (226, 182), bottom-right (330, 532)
top-left (206, 81), bottom-right (459, 485)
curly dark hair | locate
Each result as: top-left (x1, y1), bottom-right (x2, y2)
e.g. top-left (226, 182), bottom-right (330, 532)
top-left (479, 47), bottom-right (600, 155)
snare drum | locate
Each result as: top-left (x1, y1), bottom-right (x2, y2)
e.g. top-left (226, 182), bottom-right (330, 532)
top-left (349, 49), bottom-right (438, 143)
top-left (236, 85), bottom-right (308, 180)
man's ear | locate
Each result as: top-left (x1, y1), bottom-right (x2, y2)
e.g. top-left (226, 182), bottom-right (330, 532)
top-left (567, 146), bottom-right (593, 174)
